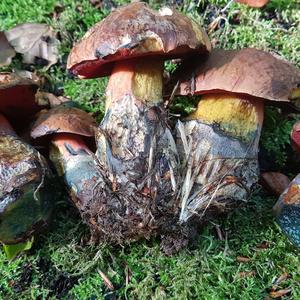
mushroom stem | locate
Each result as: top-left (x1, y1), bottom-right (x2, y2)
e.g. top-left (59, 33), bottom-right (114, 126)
top-left (188, 94), bottom-right (264, 144)
top-left (0, 114), bottom-right (16, 136)
top-left (49, 133), bottom-right (92, 176)
top-left (106, 59), bottom-right (163, 110)
top-left (178, 94), bottom-right (264, 222)
top-left (93, 58), bottom-right (179, 242)
top-left (99, 58), bottom-right (174, 165)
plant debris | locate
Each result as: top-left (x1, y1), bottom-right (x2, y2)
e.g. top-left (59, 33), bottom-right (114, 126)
top-left (98, 269), bottom-right (115, 291)
top-left (269, 288), bottom-right (292, 299)
top-left (236, 271), bottom-right (256, 278)
top-left (0, 32), bottom-right (16, 67)
top-left (236, 256), bottom-right (251, 263)
top-left (5, 23), bottom-right (58, 68)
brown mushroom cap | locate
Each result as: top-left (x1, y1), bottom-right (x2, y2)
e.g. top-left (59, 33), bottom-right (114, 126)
top-left (31, 106), bottom-right (97, 139)
top-left (172, 48), bottom-right (300, 103)
top-left (0, 72), bottom-right (41, 123)
top-left (67, 2), bottom-right (211, 79)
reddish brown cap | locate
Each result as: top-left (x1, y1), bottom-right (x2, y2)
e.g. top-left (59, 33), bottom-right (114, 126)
top-left (67, 2), bottom-right (211, 79)
top-left (172, 48), bottom-right (300, 103)
top-left (0, 72), bottom-right (42, 123)
top-left (31, 105), bottom-right (97, 139)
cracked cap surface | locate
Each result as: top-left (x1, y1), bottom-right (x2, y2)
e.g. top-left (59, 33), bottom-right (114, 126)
top-left (67, 2), bottom-right (211, 79)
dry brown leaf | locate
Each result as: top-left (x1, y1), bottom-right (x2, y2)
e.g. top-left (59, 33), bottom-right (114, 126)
top-left (255, 241), bottom-right (269, 250)
top-left (236, 256), bottom-right (251, 263)
top-left (271, 272), bottom-right (289, 292)
top-left (237, 271), bottom-right (256, 278)
top-left (35, 91), bottom-right (70, 108)
top-left (5, 23), bottom-right (58, 68)
top-left (97, 269), bottom-right (115, 290)
top-left (0, 32), bottom-right (16, 67)
top-left (269, 288), bottom-right (292, 298)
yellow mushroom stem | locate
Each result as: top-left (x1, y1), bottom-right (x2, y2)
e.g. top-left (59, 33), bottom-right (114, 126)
top-left (0, 114), bottom-right (16, 135)
top-left (188, 94), bottom-right (264, 143)
top-left (105, 58), bottom-right (163, 110)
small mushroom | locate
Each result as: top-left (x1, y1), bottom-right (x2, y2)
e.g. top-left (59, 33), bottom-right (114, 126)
top-left (30, 104), bottom-right (110, 240)
top-left (0, 73), bottom-right (55, 257)
top-left (274, 122), bottom-right (300, 247)
top-left (168, 48), bottom-right (300, 222)
top-left (67, 2), bottom-right (211, 246)
top-left (0, 72), bottom-right (41, 126)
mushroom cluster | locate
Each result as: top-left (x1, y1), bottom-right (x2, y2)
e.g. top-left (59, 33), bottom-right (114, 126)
top-left (0, 73), bottom-right (55, 257)
top-left (54, 2), bottom-right (299, 251)
top-left (1, 2), bottom-right (300, 256)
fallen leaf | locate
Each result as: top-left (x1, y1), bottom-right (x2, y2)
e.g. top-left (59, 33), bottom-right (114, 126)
top-left (272, 272), bottom-right (289, 286)
top-left (269, 288), bottom-right (292, 298)
top-left (35, 91), bottom-right (70, 108)
top-left (236, 256), bottom-right (251, 263)
top-left (237, 271), bottom-right (256, 278)
top-left (255, 241), bottom-right (269, 250)
top-left (5, 23), bottom-right (58, 68)
top-left (0, 32), bottom-right (16, 67)
top-left (97, 269), bottom-right (114, 290)
top-left (271, 272), bottom-right (289, 291)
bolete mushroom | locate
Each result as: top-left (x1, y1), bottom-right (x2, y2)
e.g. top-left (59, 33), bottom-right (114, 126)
top-left (0, 72), bottom-right (54, 258)
top-left (31, 104), bottom-right (102, 235)
top-left (30, 104), bottom-right (138, 245)
top-left (167, 48), bottom-right (300, 222)
top-left (67, 2), bottom-right (211, 247)
top-left (274, 120), bottom-right (300, 247)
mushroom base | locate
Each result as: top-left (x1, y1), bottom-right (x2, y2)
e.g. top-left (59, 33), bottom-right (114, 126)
top-left (0, 134), bottom-right (54, 244)
top-left (51, 132), bottom-right (191, 254)
top-left (177, 95), bottom-right (263, 222)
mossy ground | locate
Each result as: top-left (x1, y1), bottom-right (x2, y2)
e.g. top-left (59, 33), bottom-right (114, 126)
top-left (0, 0), bottom-right (300, 299)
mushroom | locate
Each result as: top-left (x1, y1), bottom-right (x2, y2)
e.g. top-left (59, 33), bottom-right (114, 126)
top-left (30, 104), bottom-right (133, 245)
top-left (274, 120), bottom-right (300, 247)
top-left (67, 2), bottom-right (211, 247)
top-left (0, 72), bottom-right (54, 257)
top-left (0, 72), bottom-right (41, 128)
top-left (167, 48), bottom-right (300, 223)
